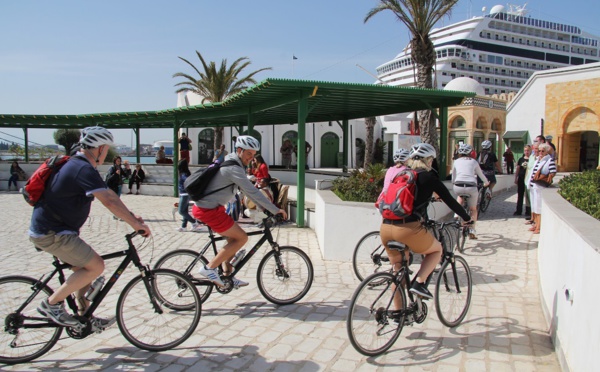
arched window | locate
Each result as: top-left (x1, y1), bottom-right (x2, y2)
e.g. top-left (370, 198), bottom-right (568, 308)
top-left (476, 118), bottom-right (485, 129)
top-left (450, 116), bottom-right (466, 128)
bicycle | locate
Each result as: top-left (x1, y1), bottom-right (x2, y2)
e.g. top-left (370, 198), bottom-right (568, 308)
top-left (455, 193), bottom-right (474, 253)
top-left (477, 183), bottom-right (492, 213)
top-left (347, 219), bottom-right (473, 356)
top-left (351, 207), bottom-right (455, 281)
top-left (154, 213), bottom-right (314, 306)
top-left (0, 231), bottom-right (202, 365)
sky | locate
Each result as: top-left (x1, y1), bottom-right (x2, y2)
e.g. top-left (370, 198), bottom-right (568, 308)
top-left (1, 0), bottom-right (598, 148)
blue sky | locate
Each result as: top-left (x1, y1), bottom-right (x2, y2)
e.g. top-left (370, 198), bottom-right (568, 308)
top-left (1, 0), bottom-right (598, 147)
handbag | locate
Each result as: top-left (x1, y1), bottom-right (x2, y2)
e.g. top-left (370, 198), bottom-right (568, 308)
top-left (532, 160), bottom-right (552, 187)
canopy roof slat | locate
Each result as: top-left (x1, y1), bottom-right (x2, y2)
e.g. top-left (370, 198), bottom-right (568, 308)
top-left (0, 78), bottom-right (474, 130)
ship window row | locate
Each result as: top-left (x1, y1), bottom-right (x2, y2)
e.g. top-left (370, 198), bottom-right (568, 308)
top-left (453, 62), bottom-right (532, 79)
top-left (479, 30), bottom-right (597, 56)
top-left (486, 11), bottom-right (581, 34)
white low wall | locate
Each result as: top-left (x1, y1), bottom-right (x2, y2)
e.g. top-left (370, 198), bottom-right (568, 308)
top-left (314, 175), bottom-right (515, 261)
top-left (538, 188), bottom-right (600, 372)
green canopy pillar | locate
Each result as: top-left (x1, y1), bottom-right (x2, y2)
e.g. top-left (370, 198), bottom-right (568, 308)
top-left (296, 96), bottom-right (308, 228)
top-left (173, 119), bottom-right (181, 197)
top-left (134, 127), bottom-right (141, 164)
top-left (22, 128), bottom-right (29, 162)
top-left (342, 119), bottom-right (349, 171)
top-left (439, 106), bottom-right (448, 179)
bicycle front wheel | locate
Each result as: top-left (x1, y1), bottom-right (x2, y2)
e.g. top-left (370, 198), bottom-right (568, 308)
top-left (154, 249), bottom-right (212, 305)
top-left (257, 246), bottom-right (313, 305)
top-left (435, 256), bottom-right (473, 327)
top-left (117, 269), bottom-right (201, 351)
top-left (347, 272), bottom-right (405, 356)
top-left (352, 231), bottom-right (387, 281)
top-left (0, 275), bottom-right (62, 365)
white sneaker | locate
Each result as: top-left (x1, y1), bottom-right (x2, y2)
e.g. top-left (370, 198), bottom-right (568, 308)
top-left (191, 223), bottom-right (205, 232)
top-left (176, 227), bottom-right (187, 232)
top-left (232, 277), bottom-right (249, 289)
top-left (469, 228), bottom-right (477, 240)
top-left (198, 265), bottom-right (225, 287)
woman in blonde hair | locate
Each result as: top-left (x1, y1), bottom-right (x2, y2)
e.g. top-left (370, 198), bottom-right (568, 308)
top-left (528, 143), bottom-right (556, 234)
top-left (380, 143), bottom-right (473, 300)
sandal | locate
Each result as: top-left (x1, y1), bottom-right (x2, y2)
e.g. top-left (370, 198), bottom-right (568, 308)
top-left (528, 226), bottom-right (536, 231)
top-left (525, 220), bottom-right (534, 225)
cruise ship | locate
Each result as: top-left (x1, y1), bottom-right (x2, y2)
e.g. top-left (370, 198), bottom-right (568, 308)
top-left (376, 4), bottom-right (599, 95)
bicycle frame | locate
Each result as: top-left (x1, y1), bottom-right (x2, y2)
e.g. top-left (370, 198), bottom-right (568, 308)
top-left (187, 217), bottom-right (282, 285)
top-left (27, 231), bottom-right (160, 325)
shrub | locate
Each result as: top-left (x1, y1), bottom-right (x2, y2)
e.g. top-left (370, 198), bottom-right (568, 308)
top-left (332, 163), bottom-right (386, 202)
top-left (558, 170), bottom-right (600, 220)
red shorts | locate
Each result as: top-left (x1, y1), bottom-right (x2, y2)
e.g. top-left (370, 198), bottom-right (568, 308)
top-left (192, 205), bottom-right (234, 233)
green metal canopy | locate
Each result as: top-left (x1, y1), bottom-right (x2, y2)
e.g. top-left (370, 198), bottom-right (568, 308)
top-left (0, 78), bottom-right (473, 129)
top-left (0, 77), bottom-right (474, 227)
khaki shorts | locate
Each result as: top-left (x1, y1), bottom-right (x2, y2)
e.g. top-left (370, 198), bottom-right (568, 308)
top-left (30, 232), bottom-right (95, 268)
top-left (380, 221), bottom-right (435, 254)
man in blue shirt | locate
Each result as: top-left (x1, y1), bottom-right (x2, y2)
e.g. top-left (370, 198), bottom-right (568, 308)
top-left (30, 126), bottom-right (151, 330)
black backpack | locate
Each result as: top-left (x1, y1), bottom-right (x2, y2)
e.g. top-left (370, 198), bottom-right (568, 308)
top-left (184, 160), bottom-right (240, 201)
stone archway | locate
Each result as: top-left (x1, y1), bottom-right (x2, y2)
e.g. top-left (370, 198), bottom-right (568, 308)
top-left (561, 107), bottom-right (600, 171)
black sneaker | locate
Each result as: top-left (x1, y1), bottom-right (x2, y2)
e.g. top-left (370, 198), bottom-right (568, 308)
top-left (410, 281), bottom-right (433, 299)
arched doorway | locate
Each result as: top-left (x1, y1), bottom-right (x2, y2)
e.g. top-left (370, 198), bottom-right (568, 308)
top-left (198, 129), bottom-right (214, 164)
top-left (320, 132), bottom-right (339, 167)
top-left (561, 106), bottom-right (600, 171)
top-left (242, 129), bottom-right (262, 153)
top-left (355, 138), bottom-right (365, 168)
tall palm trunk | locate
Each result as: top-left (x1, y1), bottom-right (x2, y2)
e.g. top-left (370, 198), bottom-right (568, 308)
top-left (214, 127), bottom-right (224, 150)
top-left (364, 116), bottom-right (376, 168)
top-left (412, 36), bottom-right (440, 157)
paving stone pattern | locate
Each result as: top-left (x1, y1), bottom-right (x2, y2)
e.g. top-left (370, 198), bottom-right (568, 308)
top-left (0, 189), bottom-right (560, 371)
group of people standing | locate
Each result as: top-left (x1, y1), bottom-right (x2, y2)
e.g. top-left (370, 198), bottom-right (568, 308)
top-left (514, 135), bottom-right (557, 234)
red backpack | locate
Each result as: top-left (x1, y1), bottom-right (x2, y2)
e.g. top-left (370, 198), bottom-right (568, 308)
top-left (22, 155), bottom-right (70, 206)
top-left (376, 169), bottom-right (421, 220)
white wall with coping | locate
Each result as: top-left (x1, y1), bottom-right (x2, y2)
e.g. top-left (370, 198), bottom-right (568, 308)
top-left (314, 175), bottom-right (515, 261)
top-left (538, 188), bottom-right (600, 372)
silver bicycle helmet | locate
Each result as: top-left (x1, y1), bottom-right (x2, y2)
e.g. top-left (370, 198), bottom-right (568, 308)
top-left (457, 143), bottom-right (473, 155)
top-left (80, 126), bottom-right (114, 148)
top-left (393, 148), bottom-right (410, 163)
top-left (409, 142), bottom-right (436, 159)
top-left (481, 140), bottom-right (492, 150)
top-left (235, 135), bottom-right (261, 151)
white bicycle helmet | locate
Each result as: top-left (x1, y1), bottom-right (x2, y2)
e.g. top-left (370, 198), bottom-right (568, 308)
top-left (457, 143), bottom-right (473, 155)
top-left (409, 142), bottom-right (436, 159)
top-left (235, 135), bottom-right (261, 151)
top-left (80, 126), bottom-right (114, 148)
top-left (481, 140), bottom-right (492, 150)
top-left (393, 148), bottom-right (410, 163)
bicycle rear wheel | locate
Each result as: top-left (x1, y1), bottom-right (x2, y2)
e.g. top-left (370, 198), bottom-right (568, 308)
top-left (479, 189), bottom-right (491, 213)
top-left (352, 231), bottom-right (387, 281)
top-left (116, 269), bottom-right (201, 351)
top-left (456, 226), bottom-right (468, 253)
top-left (435, 256), bottom-right (472, 327)
top-left (347, 272), bottom-right (405, 356)
top-left (257, 246), bottom-right (313, 305)
top-left (154, 249), bottom-right (212, 305)
top-left (0, 276), bottom-right (62, 365)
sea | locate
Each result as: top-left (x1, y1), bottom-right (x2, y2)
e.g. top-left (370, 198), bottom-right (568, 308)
top-left (122, 156), bottom-right (158, 165)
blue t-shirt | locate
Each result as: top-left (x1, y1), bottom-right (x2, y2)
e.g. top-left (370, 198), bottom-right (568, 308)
top-left (30, 155), bottom-right (108, 235)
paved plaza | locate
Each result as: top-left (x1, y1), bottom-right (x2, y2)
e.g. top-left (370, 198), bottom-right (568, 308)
top-left (0, 189), bottom-right (560, 371)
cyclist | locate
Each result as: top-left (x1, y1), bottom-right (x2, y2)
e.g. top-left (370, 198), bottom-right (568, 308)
top-left (192, 135), bottom-right (288, 288)
top-left (477, 140), bottom-right (502, 193)
top-left (380, 143), bottom-right (472, 299)
top-left (452, 143), bottom-right (490, 239)
top-left (30, 126), bottom-right (151, 329)
top-left (380, 148), bottom-right (410, 194)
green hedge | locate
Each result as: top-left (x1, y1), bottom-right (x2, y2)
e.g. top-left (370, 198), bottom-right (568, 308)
top-left (332, 163), bottom-right (386, 202)
top-left (558, 170), bottom-right (600, 220)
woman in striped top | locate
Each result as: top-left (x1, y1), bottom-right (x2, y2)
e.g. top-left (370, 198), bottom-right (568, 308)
top-left (528, 143), bottom-right (557, 234)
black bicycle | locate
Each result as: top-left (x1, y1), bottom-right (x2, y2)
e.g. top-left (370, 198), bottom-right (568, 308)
top-left (478, 183), bottom-right (492, 213)
top-left (155, 214), bottom-right (314, 306)
top-left (347, 220), bottom-right (473, 356)
top-left (352, 209), bottom-right (455, 282)
top-left (0, 232), bottom-right (202, 365)
top-left (456, 193), bottom-right (474, 253)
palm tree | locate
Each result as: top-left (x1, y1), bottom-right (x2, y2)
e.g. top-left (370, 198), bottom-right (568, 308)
top-left (364, 116), bottom-right (376, 168)
top-left (365, 0), bottom-right (459, 156)
top-left (173, 51), bottom-right (271, 148)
